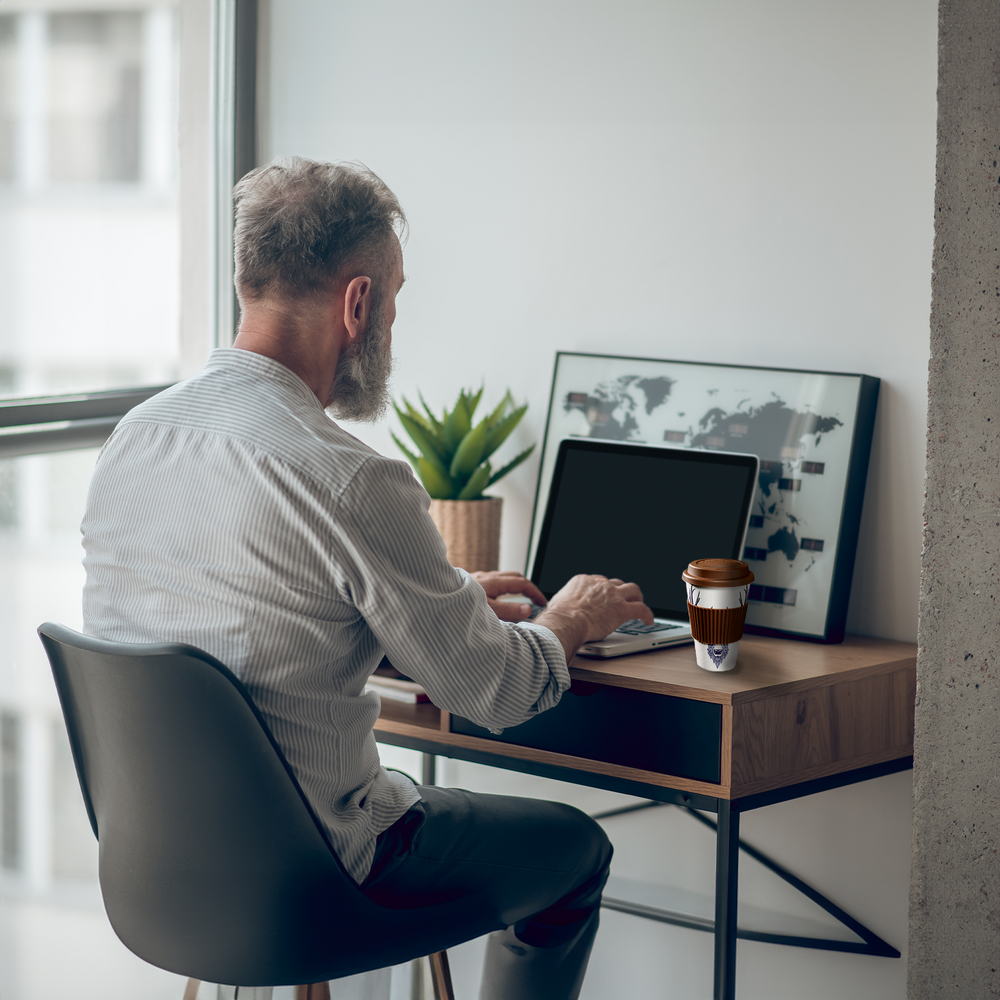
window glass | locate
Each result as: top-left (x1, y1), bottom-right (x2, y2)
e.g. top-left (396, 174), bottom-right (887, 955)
top-left (0, 5), bottom-right (180, 401)
top-left (0, 17), bottom-right (16, 185)
top-left (0, 447), bottom-right (96, 871)
top-left (0, 446), bottom-right (187, 997)
top-left (1, 711), bottom-right (20, 870)
top-left (48, 12), bottom-right (144, 184)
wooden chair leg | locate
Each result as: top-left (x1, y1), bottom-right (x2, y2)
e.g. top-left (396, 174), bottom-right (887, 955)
top-left (428, 951), bottom-right (454, 1000)
top-left (182, 980), bottom-right (201, 1000)
top-left (294, 983), bottom-right (331, 1000)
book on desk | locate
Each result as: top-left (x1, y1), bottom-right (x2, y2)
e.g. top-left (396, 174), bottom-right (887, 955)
top-left (366, 663), bottom-right (430, 704)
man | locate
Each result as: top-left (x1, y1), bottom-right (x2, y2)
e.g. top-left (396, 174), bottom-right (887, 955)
top-left (82, 157), bottom-right (652, 999)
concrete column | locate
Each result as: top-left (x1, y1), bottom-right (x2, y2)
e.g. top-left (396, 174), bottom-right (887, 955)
top-left (910, 1), bottom-right (1000, 997)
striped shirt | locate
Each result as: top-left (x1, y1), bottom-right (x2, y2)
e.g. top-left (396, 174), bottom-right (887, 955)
top-left (81, 348), bottom-right (569, 882)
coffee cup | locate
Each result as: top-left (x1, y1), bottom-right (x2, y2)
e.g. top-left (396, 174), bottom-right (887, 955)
top-left (681, 559), bottom-right (755, 672)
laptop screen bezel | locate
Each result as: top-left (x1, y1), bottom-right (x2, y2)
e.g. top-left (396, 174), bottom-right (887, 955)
top-left (528, 438), bottom-right (760, 621)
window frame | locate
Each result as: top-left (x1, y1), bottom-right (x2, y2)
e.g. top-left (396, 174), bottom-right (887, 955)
top-left (0, 385), bottom-right (172, 458)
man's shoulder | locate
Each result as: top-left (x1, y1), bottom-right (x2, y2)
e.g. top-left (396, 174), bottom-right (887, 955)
top-left (338, 446), bottom-right (427, 511)
top-left (123, 349), bottom-right (323, 431)
top-left (111, 352), bottom-right (384, 491)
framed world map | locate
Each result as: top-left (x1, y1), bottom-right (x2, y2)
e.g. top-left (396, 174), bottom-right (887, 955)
top-left (527, 352), bottom-right (880, 643)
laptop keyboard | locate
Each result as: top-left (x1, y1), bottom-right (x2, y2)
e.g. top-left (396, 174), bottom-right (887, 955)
top-left (522, 608), bottom-right (681, 636)
top-left (615, 620), bottom-right (682, 635)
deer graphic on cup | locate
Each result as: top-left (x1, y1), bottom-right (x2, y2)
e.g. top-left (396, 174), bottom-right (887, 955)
top-left (682, 559), bottom-right (755, 672)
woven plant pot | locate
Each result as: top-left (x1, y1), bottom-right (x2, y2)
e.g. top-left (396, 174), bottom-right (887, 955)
top-left (429, 496), bottom-right (503, 573)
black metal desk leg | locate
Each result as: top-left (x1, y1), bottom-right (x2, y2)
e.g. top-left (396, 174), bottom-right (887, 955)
top-left (713, 801), bottom-right (740, 1000)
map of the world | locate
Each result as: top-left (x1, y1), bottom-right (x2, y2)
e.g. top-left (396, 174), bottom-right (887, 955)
top-left (530, 354), bottom-right (867, 638)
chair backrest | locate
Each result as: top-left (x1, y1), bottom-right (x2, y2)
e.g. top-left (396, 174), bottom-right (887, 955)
top-left (38, 622), bottom-right (492, 987)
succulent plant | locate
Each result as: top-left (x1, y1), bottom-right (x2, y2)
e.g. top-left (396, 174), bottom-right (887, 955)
top-left (392, 388), bottom-right (535, 500)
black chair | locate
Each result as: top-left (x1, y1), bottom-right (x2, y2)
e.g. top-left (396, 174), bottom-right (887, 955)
top-left (38, 622), bottom-right (499, 999)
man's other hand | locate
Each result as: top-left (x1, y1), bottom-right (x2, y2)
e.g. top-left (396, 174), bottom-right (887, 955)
top-left (534, 574), bottom-right (653, 662)
top-left (472, 571), bottom-right (548, 622)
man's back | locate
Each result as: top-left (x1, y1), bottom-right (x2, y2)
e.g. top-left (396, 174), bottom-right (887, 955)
top-left (83, 348), bottom-right (421, 879)
top-left (85, 348), bottom-right (373, 664)
top-left (82, 347), bottom-right (572, 882)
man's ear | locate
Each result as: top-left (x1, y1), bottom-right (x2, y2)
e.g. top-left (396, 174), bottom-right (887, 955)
top-left (342, 275), bottom-right (372, 342)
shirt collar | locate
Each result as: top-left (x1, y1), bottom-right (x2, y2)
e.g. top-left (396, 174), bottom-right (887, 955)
top-left (205, 347), bottom-right (325, 413)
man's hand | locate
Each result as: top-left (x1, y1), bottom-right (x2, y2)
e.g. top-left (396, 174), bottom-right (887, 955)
top-left (472, 571), bottom-right (548, 622)
top-left (534, 574), bottom-right (653, 662)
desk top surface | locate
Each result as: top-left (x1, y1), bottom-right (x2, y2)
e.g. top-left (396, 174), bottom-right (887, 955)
top-left (568, 633), bottom-right (916, 705)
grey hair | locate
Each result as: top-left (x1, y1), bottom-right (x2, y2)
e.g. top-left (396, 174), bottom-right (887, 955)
top-left (233, 156), bottom-right (406, 304)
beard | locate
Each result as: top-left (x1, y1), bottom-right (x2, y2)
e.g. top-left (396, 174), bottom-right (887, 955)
top-left (325, 291), bottom-right (394, 422)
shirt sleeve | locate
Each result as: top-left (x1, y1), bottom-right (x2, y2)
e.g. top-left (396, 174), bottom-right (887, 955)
top-left (331, 455), bottom-right (570, 733)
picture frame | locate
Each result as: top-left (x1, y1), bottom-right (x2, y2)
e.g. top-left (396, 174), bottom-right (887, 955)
top-left (527, 352), bottom-right (880, 643)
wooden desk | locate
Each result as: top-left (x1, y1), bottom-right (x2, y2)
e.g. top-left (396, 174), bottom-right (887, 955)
top-left (374, 634), bottom-right (916, 1000)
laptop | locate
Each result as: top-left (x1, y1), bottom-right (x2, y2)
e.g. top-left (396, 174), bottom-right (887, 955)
top-left (528, 439), bottom-right (759, 657)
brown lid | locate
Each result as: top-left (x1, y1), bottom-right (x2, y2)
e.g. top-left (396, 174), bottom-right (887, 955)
top-left (682, 558), bottom-right (754, 588)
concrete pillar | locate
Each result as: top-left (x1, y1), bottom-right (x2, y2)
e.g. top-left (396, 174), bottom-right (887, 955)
top-left (910, 1), bottom-right (1000, 997)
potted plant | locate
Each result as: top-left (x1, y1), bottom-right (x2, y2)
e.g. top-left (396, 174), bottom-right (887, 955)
top-left (392, 388), bottom-right (534, 572)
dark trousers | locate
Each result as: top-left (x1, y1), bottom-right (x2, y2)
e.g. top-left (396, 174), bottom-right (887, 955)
top-left (361, 785), bottom-right (613, 999)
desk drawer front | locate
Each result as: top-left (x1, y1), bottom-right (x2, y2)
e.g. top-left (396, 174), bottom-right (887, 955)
top-left (451, 686), bottom-right (722, 784)
top-left (730, 667), bottom-right (916, 789)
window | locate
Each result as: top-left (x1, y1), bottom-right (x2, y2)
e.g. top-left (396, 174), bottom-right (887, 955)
top-left (0, 4), bottom-right (180, 401)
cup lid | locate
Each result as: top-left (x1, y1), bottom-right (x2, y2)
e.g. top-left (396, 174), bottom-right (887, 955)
top-left (682, 558), bottom-right (754, 588)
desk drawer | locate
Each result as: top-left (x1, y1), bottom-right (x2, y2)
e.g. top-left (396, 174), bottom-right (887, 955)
top-left (451, 685), bottom-right (722, 784)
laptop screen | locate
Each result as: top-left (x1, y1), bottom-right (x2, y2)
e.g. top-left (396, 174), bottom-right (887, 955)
top-left (529, 439), bottom-right (759, 620)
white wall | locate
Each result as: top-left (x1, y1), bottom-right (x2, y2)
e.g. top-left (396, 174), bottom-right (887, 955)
top-left (264, 3), bottom-right (936, 997)
top-left (264, 0), bottom-right (935, 644)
